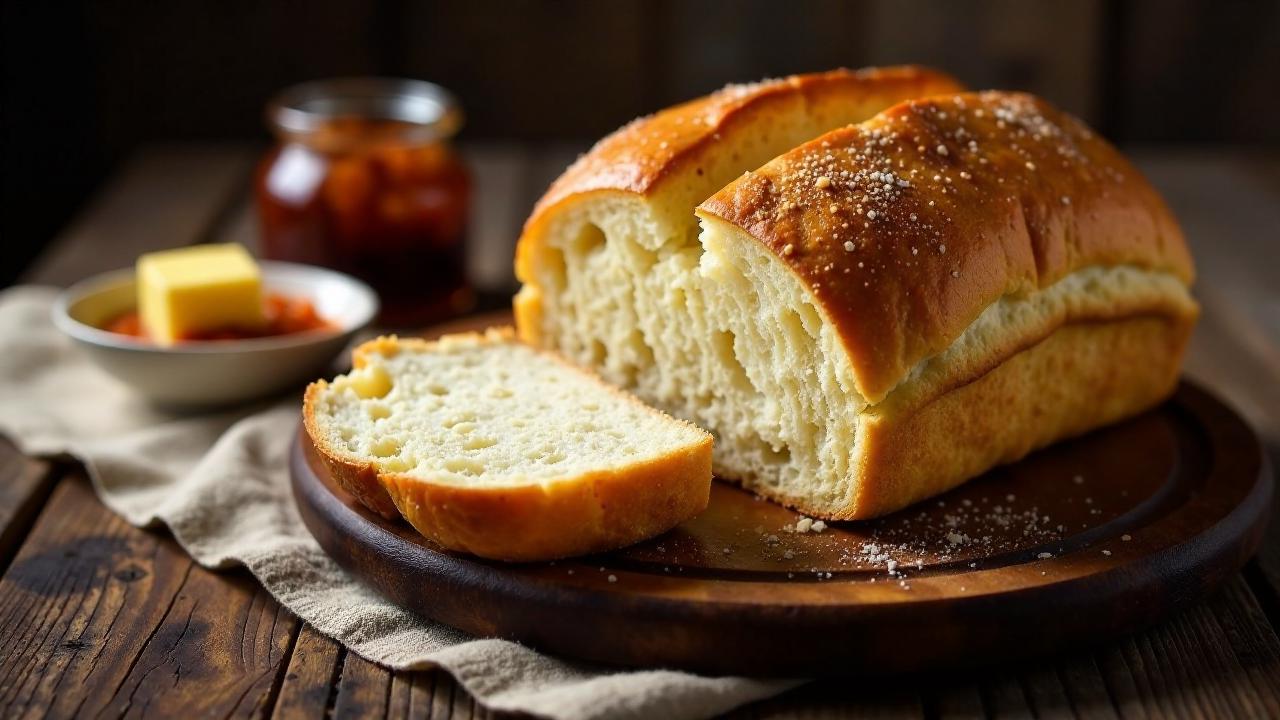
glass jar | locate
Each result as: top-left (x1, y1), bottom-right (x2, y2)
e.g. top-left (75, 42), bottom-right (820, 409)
top-left (256, 78), bottom-right (472, 327)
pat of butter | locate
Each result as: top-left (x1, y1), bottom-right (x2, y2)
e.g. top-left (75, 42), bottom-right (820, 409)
top-left (137, 244), bottom-right (265, 345)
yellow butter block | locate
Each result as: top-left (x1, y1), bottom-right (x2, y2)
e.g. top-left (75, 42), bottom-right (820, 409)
top-left (137, 244), bottom-right (265, 345)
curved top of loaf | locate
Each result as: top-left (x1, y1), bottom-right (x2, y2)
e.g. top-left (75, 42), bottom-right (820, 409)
top-left (697, 91), bottom-right (1195, 402)
top-left (526, 66), bottom-right (963, 224)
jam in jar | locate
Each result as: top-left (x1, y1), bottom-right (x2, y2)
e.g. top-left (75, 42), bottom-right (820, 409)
top-left (256, 78), bottom-right (472, 326)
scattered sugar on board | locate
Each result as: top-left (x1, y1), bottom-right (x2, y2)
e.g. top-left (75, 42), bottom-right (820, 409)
top-left (764, 491), bottom-right (1074, 589)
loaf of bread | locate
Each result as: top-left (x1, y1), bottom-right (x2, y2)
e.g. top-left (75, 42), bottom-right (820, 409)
top-left (514, 70), bottom-right (1197, 520)
top-left (303, 330), bottom-right (713, 560)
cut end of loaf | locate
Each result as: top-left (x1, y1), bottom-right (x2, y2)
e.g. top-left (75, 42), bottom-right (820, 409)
top-left (304, 329), bottom-right (713, 560)
top-left (514, 79), bottom-right (1198, 521)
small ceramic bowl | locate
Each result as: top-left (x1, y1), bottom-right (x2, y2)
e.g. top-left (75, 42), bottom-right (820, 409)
top-left (53, 261), bottom-right (379, 408)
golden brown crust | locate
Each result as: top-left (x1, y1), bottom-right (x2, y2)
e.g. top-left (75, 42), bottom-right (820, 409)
top-left (697, 91), bottom-right (1195, 403)
top-left (525, 66), bottom-right (964, 226)
top-left (302, 330), bottom-right (714, 561)
top-left (849, 313), bottom-right (1195, 519)
top-left (380, 439), bottom-right (712, 561)
top-left (514, 66), bottom-right (964, 348)
top-left (303, 382), bottom-right (401, 519)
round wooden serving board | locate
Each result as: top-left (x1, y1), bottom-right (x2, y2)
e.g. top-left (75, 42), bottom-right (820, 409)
top-left (293, 370), bottom-right (1271, 675)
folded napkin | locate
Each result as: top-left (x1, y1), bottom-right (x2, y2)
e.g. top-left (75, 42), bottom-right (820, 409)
top-left (0, 286), bottom-right (798, 720)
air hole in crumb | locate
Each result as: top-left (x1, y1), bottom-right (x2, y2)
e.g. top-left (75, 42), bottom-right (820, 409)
top-left (382, 457), bottom-right (413, 472)
top-left (687, 227), bottom-right (705, 257)
top-left (339, 365), bottom-right (392, 399)
top-left (464, 436), bottom-right (497, 450)
top-left (544, 245), bottom-right (568, 291)
top-left (371, 437), bottom-right (401, 458)
top-left (627, 329), bottom-right (655, 367)
top-left (427, 384), bottom-right (449, 396)
top-left (671, 287), bottom-right (688, 311)
top-left (571, 222), bottom-right (606, 256)
top-left (797, 303), bottom-right (822, 338)
top-left (367, 403), bottom-right (391, 420)
top-left (624, 237), bottom-right (658, 269)
top-left (713, 330), bottom-right (754, 392)
top-left (444, 457), bottom-right (485, 475)
top-left (589, 339), bottom-right (608, 365)
top-left (781, 311), bottom-right (809, 346)
top-left (442, 412), bottom-right (476, 428)
top-left (760, 441), bottom-right (791, 465)
top-left (452, 421), bottom-right (477, 434)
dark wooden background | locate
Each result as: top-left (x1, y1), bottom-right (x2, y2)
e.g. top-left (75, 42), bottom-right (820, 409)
top-left (3, 0), bottom-right (1279, 288)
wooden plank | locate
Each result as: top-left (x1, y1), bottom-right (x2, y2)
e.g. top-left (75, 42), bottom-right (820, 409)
top-left (1094, 577), bottom-right (1280, 719)
top-left (273, 624), bottom-right (487, 720)
top-left (0, 438), bottom-right (57, 574)
top-left (388, 670), bottom-right (446, 720)
top-left (726, 577), bottom-right (1280, 719)
top-left (331, 651), bottom-right (393, 719)
top-left (0, 473), bottom-right (299, 718)
top-left (0, 475), bottom-right (189, 718)
top-left (273, 625), bottom-right (343, 719)
top-left (1053, 655), bottom-right (1122, 720)
top-left (388, 669), bottom-right (491, 720)
top-left (21, 144), bottom-right (254, 286)
top-left (1019, 664), bottom-right (1080, 720)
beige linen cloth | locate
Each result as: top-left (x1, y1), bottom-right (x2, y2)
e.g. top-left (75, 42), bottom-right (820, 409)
top-left (0, 286), bottom-right (798, 720)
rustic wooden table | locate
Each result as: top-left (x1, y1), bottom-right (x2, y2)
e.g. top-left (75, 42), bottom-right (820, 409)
top-left (2, 144), bottom-right (1278, 719)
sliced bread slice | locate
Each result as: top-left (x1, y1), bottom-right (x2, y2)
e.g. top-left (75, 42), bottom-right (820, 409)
top-left (302, 328), bottom-right (713, 560)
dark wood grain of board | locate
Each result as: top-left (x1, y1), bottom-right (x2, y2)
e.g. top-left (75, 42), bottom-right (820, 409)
top-left (272, 625), bottom-right (344, 719)
top-left (0, 474), bottom-right (298, 718)
top-left (289, 379), bottom-right (1271, 677)
top-left (332, 651), bottom-right (394, 719)
top-left (273, 624), bottom-right (487, 720)
top-left (0, 439), bottom-right (58, 574)
top-left (387, 669), bottom-right (493, 720)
